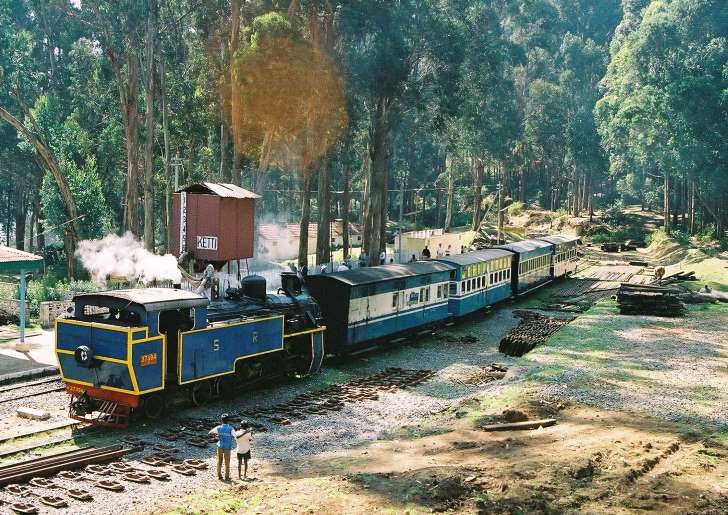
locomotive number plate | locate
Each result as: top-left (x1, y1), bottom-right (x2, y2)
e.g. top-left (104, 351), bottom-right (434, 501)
top-left (140, 353), bottom-right (158, 367)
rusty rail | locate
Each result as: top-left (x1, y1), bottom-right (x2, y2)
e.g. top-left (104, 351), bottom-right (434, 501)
top-left (0, 444), bottom-right (141, 486)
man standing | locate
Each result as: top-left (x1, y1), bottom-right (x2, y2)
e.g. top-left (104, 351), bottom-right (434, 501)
top-left (422, 245), bottom-right (431, 260)
top-left (208, 414), bottom-right (235, 481)
top-left (379, 249), bottom-right (386, 265)
top-left (436, 243), bottom-right (444, 257)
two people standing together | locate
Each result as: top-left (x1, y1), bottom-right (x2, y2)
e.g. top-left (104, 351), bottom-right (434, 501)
top-left (208, 414), bottom-right (254, 481)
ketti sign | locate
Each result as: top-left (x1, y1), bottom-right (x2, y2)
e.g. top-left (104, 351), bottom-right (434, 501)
top-left (196, 236), bottom-right (218, 251)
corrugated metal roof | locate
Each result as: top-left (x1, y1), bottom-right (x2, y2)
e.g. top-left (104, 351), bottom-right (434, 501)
top-left (308, 262), bottom-right (454, 287)
top-left (179, 182), bottom-right (261, 199)
top-left (0, 246), bottom-right (44, 272)
top-left (74, 288), bottom-right (208, 311)
top-left (435, 249), bottom-right (513, 267)
top-left (536, 235), bottom-right (579, 245)
top-left (496, 239), bottom-right (554, 253)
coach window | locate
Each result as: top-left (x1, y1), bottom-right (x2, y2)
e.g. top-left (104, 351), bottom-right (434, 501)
top-left (392, 293), bottom-right (398, 308)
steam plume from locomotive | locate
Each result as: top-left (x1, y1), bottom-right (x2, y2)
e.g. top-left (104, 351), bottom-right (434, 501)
top-left (76, 232), bottom-right (182, 284)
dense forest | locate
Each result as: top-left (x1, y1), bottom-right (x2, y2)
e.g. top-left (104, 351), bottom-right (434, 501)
top-left (0, 0), bottom-right (726, 272)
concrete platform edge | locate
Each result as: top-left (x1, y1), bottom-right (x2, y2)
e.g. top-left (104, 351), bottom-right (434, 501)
top-left (0, 365), bottom-right (59, 386)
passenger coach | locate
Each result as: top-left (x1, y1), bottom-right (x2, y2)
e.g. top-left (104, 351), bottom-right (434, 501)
top-left (435, 249), bottom-right (513, 316)
top-left (496, 239), bottom-right (554, 295)
top-left (306, 262), bottom-right (452, 352)
top-left (537, 235), bottom-right (579, 278)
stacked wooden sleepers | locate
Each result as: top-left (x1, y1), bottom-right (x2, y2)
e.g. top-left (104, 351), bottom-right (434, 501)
top-left (617, 284), bottom-right (685, 317)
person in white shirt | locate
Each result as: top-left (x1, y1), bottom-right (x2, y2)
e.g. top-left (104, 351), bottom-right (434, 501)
top-left (436, 243), bottom-right (444, 257)
top-left (234, 422), bottom-right (254, 480)
top-left (379, 250), bottom-right (386, 265)
top-left (336, 262), bottom-right (349, 272)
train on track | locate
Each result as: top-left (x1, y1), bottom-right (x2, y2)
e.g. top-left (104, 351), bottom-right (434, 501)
top-left (55, 235), bottom-right (578, 427)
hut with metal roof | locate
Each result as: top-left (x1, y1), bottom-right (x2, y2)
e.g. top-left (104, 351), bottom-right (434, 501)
top-left (0, 246), bottom-right (44, 349)
top-left (171, 182), bottom-right (260, 265)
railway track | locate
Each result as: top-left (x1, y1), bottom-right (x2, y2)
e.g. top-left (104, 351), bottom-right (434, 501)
top-left (0, 386), bottom-right (66, 405)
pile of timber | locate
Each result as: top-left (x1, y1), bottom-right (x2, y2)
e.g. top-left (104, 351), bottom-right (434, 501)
top-left (600, 242), bottom-right (620, 253)
top-left (616, 284), bottom-right (685, 317)
top-left (660, 270), bottom-right (697, 285)
top-left (499, 310), bottom-right (575, 356)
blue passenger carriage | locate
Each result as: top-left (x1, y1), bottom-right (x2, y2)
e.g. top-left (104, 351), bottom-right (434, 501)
top-left (536, 235), bottom-right (579, 278)
top-left (435, 250), bottom-right (514, 316)
top-left (497, 239), bottom-right (554, 295)
top-left (306, 262), bottom-right (452, 352)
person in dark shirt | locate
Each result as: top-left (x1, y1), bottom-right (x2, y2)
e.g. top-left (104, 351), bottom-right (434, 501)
top-left (422, 245), bottom-right (431, 259)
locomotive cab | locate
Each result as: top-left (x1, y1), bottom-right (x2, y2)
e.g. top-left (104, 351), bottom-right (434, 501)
top-left (55, 288), bottom-right (208, 426)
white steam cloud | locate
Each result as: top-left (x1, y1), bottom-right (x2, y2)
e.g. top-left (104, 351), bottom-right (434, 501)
top-left (76, 232), bottom-right (182, 284)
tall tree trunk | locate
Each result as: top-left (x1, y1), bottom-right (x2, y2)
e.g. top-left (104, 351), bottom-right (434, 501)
top-left (435, 188), bottom-right (442, 228)
top-left (143, 0), bottom-right (157, 251)
top-left (689, 180), bottom-right (696, 234)
top-left (298, 170), bottom-right (312, 267)
top-left (342, 162), bottom-right (351, 259)
top-left (471, 158), bottom-right (483, 231)
top-left (663, 170), bottom-right (670, 233)
top-left (160, 58), bottom-right (173, 252)
top-left (14, 177), bottom-right (26, 251)
top-left (219, 123), bottom-right (230, 181)
top-left (365, 97), bottom-right (390, 266)
top-left (444, 154), bottom-right (454, 232)
top-left (0, 107), bottom-right (79, 276)
top-left (108, 42), bottom-right (141, 237)
top-left (229, 0), bottom-right (242, 186)
top-left (33, 177), bottom-right (44, 251)
top-left (316, 158), bottom-right (331, 265)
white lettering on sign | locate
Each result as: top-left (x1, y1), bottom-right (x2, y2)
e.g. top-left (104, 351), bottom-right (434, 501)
top-left (179, 192), bottom-right (187, 255)
top-left (197, 236), bottom-right (218, 251)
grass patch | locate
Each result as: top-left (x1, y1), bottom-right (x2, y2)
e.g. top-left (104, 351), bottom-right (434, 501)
top-left (380, 424), bottom-right (452, 441)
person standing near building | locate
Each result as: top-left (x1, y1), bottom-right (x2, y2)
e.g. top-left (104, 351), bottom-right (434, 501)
top-left (359, 250), bottom-right (368, 268)
top-left (445, 244), bottom-right (452, 256)
top-left (208, 414), bottom-right (235, 481)
top-left (436, 243), bottom-right (444, 257)
top-left (379, 249), bottom-right (386, 265)
top-left (422, 245), bottom-right (431, 260)
top-left (234, 422), bottom-right (254, 480)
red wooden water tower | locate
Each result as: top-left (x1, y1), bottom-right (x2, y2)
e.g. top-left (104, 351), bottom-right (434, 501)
top-left (171, 182), bottom-right (260, 269)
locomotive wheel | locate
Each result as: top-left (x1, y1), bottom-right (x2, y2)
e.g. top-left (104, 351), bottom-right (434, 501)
top-left (214, 376), bottom-right (237, 399)
top-left (141, 393), bottom-right (166, 419)
top-left (190, 382), bottom-right (212, 407)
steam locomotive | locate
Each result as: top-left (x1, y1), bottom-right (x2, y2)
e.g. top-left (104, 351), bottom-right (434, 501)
top-left (55, 235), bottom-right (577, 427)
top-left (55, 272), bottom-right (324, 426)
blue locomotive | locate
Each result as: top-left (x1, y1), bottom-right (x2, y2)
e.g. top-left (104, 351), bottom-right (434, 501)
top-left (55, 234), bottom-right (577, 426)
top-left (55, 272), bottom-right (324, 426)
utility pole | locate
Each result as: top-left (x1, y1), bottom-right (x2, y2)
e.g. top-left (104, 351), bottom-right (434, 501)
top-left (170, 153), bottom-right (184, 191)
top-left (496, 182), bottom-right (503, 245)
top-left (398, 177), bottom-right (405, 263)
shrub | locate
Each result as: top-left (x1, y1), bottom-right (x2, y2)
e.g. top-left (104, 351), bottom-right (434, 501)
top-left (590, 233), bottom-right (611, 244)
top-left (507, 201), bottom-right (524, 216)
top-left (646, 228), bottom-right (670, 247)
top-left (602, 200), bottom-right (626, 224)
top-left (696, 224), bottom-right (716, 244)
top-left (670, 229), bottom-right (690, 245)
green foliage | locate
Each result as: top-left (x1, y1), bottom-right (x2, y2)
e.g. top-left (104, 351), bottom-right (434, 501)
top-left (41, 154), bottom-right (111, 240)
top-left (602, 200), bottom-right (626, 224)
top-left (16, 278), bottom-right (100, 318)
top-left (669, 229), bottom-right (690, 245)
top-left (507, 201), bottom-right (525, 216)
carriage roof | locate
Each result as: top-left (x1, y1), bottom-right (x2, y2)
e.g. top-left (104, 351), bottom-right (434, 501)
top-left (309, 262), bottom-right (453, 287)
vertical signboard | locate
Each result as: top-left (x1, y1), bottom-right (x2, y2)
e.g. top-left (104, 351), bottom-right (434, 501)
top-left (179, 192), bottom-right (187, 255)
